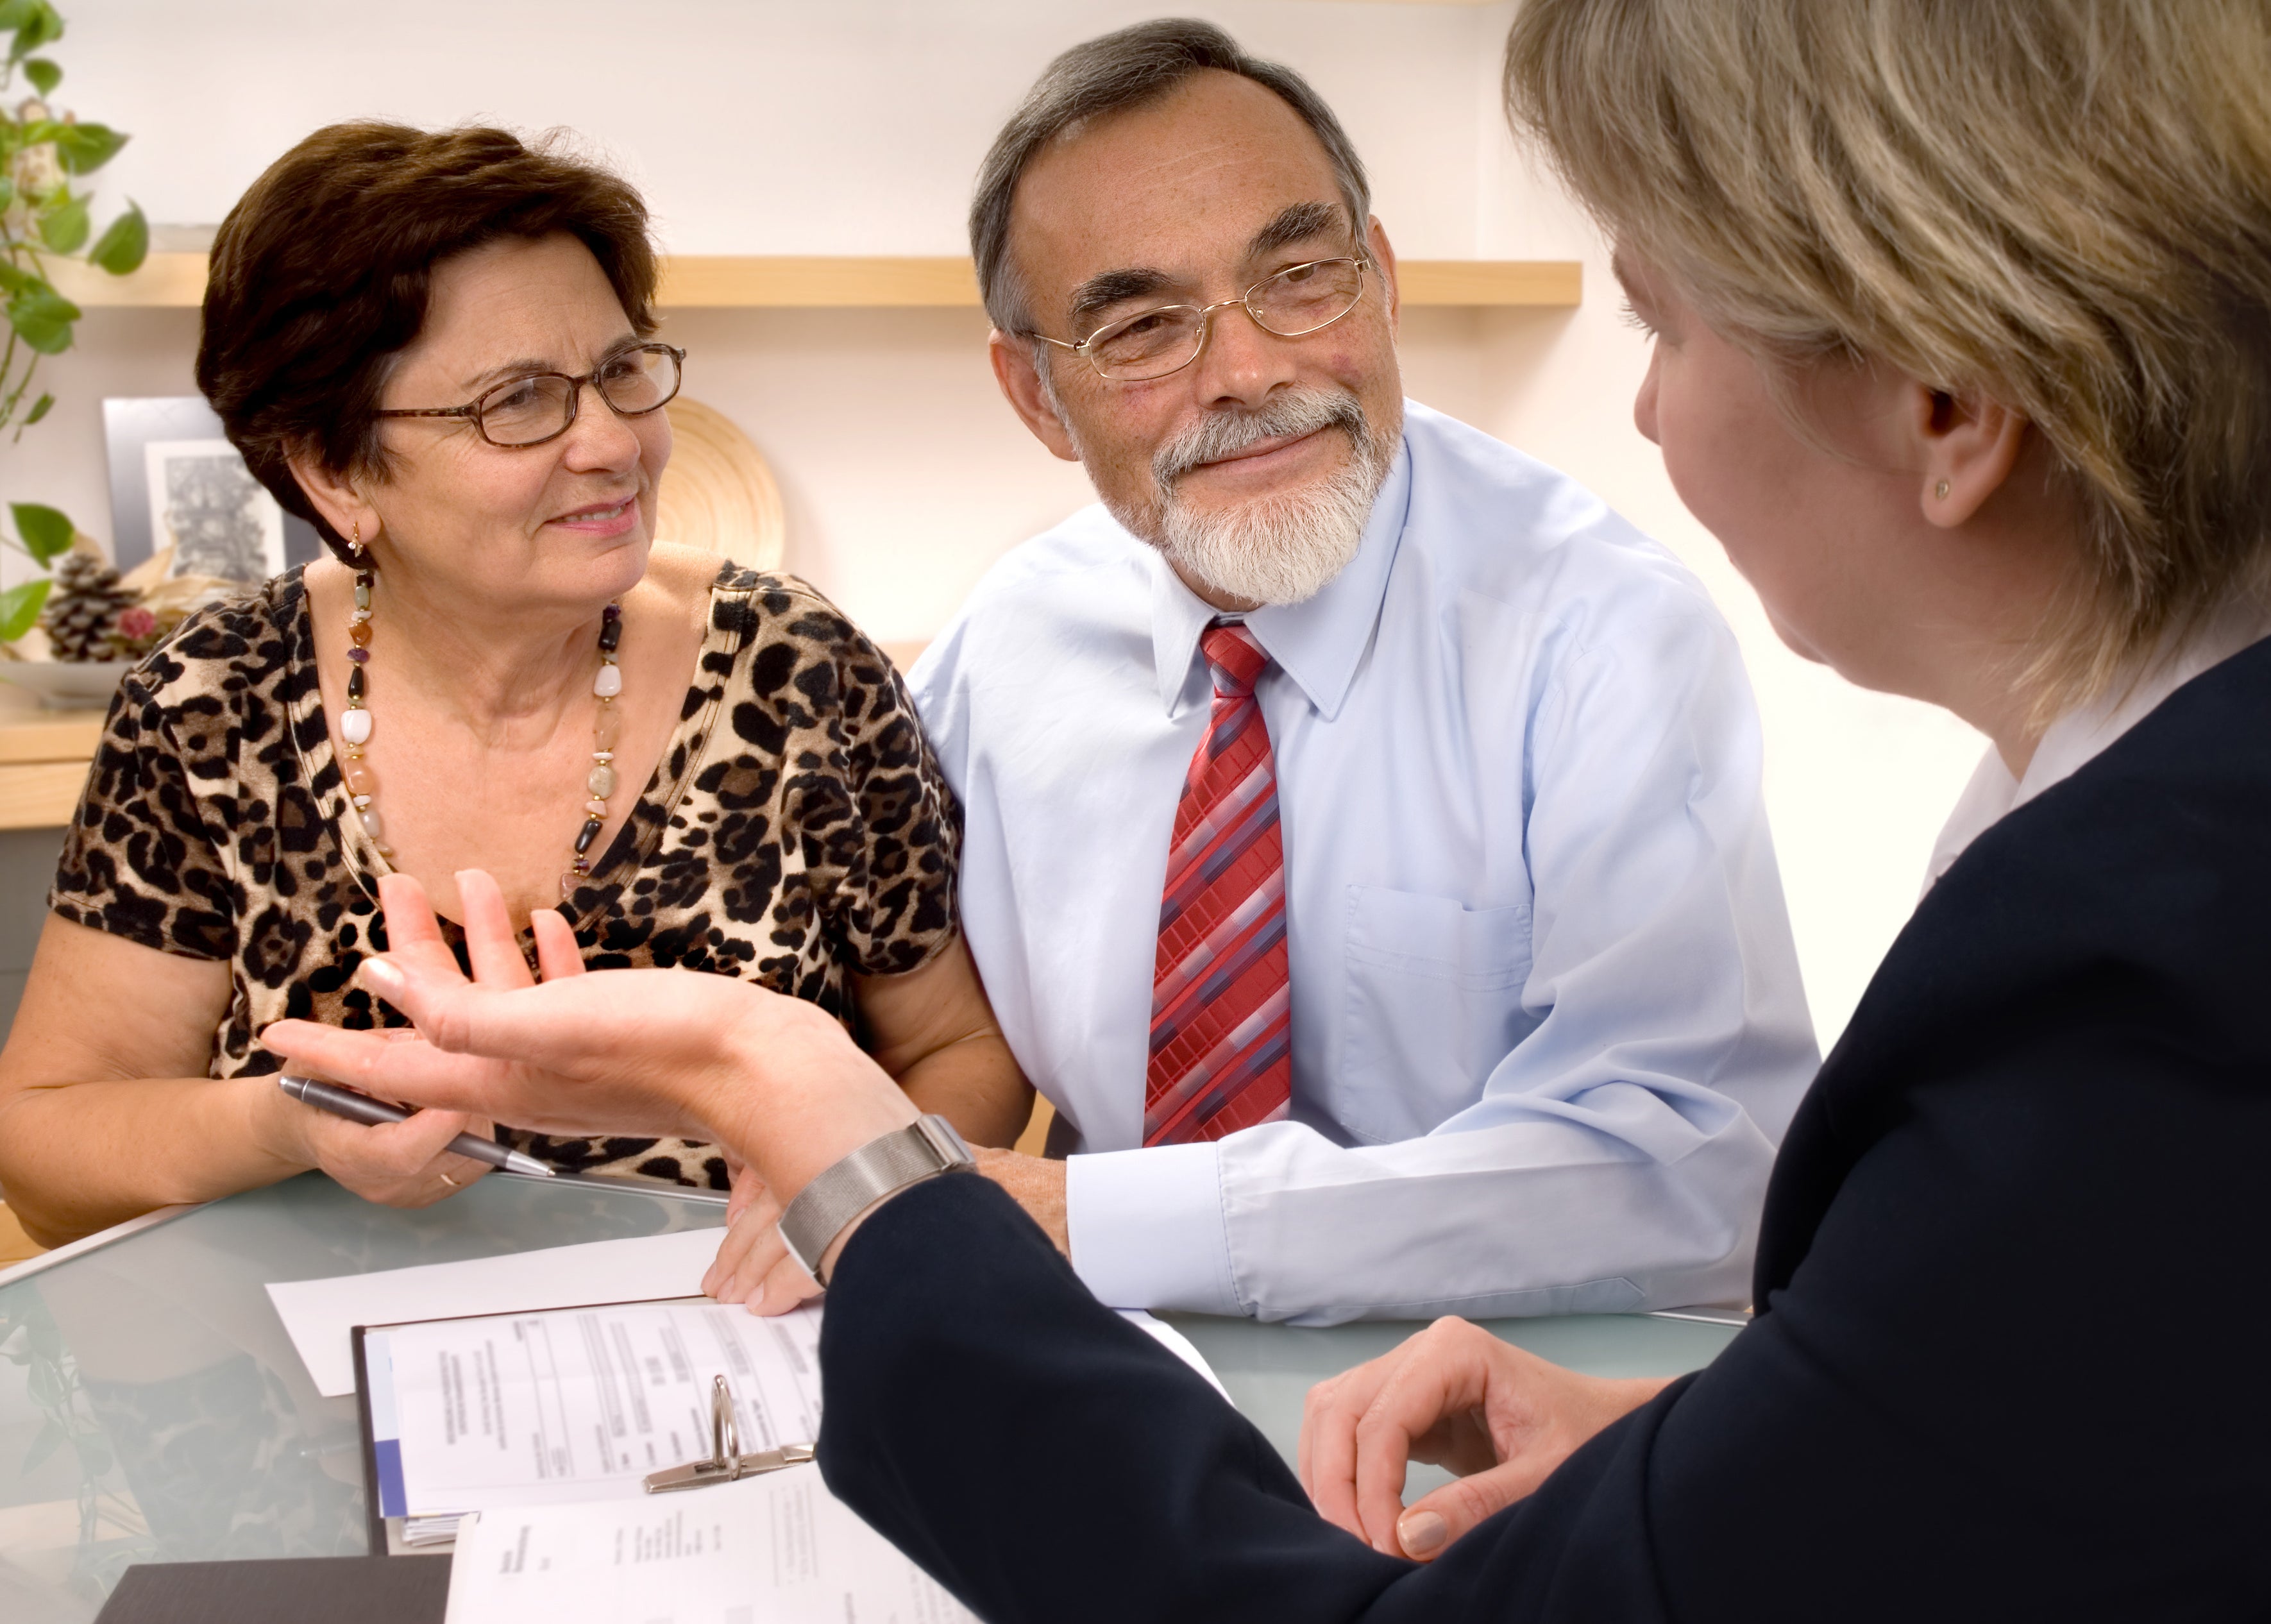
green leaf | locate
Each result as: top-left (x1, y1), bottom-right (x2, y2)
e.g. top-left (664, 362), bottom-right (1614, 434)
top-left (0, 2), bottom-right (34, 34)
top-left (6, 284), bottom-right (76, 353)
top-left (18, 1415), bottom-right (64, 1472)
top-left (53, 122), bottom-right (125, 176)
top-left (37, 191), bottom-right (84, 254)
top-left (22, 391), bottom-right (49, 424)
top-left (21, 56), bottom-right (55, 95)
top-left (0, 176), bottom-right (17, 214)
top-left (0, 260), bottom-right (39, 295)
top-left (12, 502), bottom-right (72, 562)
top-left (8, 3), bottom-right (61, 62)
top-left (0, 577), bottom-right (50, 641)
top-left (87, 201), bottom-right (144, 275)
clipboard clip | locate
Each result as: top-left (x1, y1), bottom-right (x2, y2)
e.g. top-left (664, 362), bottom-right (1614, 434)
top-left (643, 1374), bottom-right (816, 1494)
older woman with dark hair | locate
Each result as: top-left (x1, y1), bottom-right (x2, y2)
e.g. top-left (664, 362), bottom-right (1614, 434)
top-left (0, 123), bottom-right (1028, 1276)
top-left (272, 2), bottom-right (2271, 1619)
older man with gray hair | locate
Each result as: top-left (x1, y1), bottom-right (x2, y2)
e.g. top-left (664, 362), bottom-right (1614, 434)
top-left (913, 19), bottom-right (1817, 1323)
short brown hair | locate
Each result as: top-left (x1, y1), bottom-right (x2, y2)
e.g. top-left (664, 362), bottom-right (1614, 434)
top-left (196, 123), bottom-right (659, 561)
top-left (1505, 0), bottom-right (2271, 707)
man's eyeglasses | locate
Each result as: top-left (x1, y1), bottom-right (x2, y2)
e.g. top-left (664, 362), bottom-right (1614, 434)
top-left (1026, 257), bottom-right (1371, 384)
top-left (375, 343), bottom-right (686, 448)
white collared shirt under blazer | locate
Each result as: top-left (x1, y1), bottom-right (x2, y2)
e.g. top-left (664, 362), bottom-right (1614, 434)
top-left (911, 402), bottom-right (1819, 1323)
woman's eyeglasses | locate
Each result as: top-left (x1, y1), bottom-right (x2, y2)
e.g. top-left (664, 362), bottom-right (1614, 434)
top-left (375, 343), bottom-right (686, 448)
top-left (1025, 257), bottom-right (1371, 384)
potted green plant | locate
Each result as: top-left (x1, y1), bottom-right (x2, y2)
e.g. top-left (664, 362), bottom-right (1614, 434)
top-left (0, 0), bottom-right (158, 704)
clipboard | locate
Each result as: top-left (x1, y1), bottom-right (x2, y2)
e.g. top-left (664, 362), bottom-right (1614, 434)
top-left (348, 1295), bottom-right (825, 1557)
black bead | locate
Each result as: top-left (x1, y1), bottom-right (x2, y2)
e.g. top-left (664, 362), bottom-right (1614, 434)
top-left (574, 816), bottom-right (604, 855)
top-left (596, 618), bottom-right (622, 652)
top-left (347, 665), bottom-right (366, 700)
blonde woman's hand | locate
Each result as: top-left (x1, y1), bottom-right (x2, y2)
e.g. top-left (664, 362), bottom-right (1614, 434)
top-left (260, 869), bottom-right (919, 1213)
top-left (1298, 1315), bottom-right (1671, 1562)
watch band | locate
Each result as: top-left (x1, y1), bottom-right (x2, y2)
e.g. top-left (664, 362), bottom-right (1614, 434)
top-left (777, 1114), bottom-right (975, 1280)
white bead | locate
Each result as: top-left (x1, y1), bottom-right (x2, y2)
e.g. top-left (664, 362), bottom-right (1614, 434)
top-left (593, 664), bottom-right (623, 698)
top-left (340, 707), bottom-right (373, 745)
top-left (351, 794), bottom-right (371, 809)
top-left (587, 763), bottom-right (618, 799)
top-left (360, 807), bottom-right (385, 840)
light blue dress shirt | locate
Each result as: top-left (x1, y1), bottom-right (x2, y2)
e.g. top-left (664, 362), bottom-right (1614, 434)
top-left (910, 402), bottom-right (1818, 1323)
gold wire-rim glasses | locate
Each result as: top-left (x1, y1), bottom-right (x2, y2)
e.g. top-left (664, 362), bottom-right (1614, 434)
top-left (375, 342), bottom-right (688, 448)
top-left (1026, 256), bottom-right (1373, 384)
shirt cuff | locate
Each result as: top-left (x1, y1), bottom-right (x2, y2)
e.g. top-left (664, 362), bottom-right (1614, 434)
top-left (1065, 1140), bottom-right (1244, 1315)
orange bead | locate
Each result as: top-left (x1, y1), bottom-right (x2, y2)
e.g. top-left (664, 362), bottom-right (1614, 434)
top-left (348, 620), bottom-right (372, 647)
top-left (593, 702), bottom-right (623, 752)
top-left (344, 760), bottom-right (377, 797)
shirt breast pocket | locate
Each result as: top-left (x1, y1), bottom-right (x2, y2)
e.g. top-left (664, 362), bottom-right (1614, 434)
top-left (1340, 884), bottom-right (1537, 1144)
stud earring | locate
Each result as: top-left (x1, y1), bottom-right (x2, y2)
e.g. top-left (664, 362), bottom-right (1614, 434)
top-left (1934, 480), bottom-right (1950, 500)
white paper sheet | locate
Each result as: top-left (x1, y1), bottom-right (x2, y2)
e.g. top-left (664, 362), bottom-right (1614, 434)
top-left (267, 1226), bottom-right (727, 1396)
top-left (381, 1299), bottom-right (823, 1516)
top-left (444, 1472), bottom-right (977, 1624)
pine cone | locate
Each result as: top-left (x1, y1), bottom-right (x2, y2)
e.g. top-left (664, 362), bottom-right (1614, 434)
top-left (42, 552), bottom-right (135, 663)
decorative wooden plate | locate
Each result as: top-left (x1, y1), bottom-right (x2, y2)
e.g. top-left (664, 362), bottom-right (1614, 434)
top-left (654, 398), bottom-right (786, 571)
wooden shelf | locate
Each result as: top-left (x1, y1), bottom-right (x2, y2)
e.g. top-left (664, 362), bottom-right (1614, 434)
top-left (50, 253), bottom-right (1580, 310)
top-left (0, 711), bottom-right (103, 831)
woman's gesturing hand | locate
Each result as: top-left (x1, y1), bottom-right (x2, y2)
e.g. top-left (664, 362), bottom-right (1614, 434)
top-left (259, 869), bottom-right (920, 1208)
top-left (1297, 1316), bottom-right (1672, 1562)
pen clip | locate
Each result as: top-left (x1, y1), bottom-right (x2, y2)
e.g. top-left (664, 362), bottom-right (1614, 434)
top-left (642, 1374), bottom-right (816, 1494)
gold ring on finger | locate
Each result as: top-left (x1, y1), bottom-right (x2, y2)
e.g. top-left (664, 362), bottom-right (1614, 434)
top-left (438, 1171), bottom-right (462, 1190)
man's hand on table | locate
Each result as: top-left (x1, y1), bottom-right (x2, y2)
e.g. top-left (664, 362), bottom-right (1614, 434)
top-left (702, 1159), bottom-right (824, 1315)
top-left (969, 1146), bottom-right (1069, 1253)
top-left (258, 870), bottom-right (920, 1241)
top-left (1298, 1315), bottom-right (1673, 1562)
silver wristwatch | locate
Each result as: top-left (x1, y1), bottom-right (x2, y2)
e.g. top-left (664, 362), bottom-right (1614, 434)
top-left (777, 1115), bottom-right (975, 1280)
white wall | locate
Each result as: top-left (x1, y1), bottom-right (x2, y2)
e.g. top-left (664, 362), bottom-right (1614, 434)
top-left (3, 0), bottom-right (1986, 1044)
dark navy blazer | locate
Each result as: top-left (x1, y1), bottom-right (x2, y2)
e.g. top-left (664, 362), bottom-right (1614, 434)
top-left (818, 638), bottom-right (2271, 1621)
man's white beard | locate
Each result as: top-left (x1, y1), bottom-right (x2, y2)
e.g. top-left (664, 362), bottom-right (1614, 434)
top-left (1152, 387), bottom-right (1390, 607)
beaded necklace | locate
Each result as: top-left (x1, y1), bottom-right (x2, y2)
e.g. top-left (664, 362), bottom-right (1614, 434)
top-left (337, 566), bottom-right (627, 902)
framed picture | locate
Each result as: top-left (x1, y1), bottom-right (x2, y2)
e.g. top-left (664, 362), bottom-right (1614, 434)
top-left (103, 397), bottom-right (323, 579)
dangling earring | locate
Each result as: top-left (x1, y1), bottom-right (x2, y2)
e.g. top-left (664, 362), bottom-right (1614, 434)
top-left (349, 521), bottom-right (365, 558)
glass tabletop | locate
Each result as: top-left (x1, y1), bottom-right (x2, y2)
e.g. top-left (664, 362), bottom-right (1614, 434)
top-left (0, 1171), bottom-right (1740, 1622)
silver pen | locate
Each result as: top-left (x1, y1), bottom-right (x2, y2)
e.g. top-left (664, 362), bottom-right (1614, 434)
top-left (276, 1074), bottom-right (553, 1178)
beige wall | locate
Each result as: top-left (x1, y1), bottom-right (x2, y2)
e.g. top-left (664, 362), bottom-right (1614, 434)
top-left (0, 0), bottom-right (1987, 1045)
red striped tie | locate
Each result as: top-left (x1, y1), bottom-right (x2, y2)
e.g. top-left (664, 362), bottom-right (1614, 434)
top-left (1145, 622), bottom-right (1294, 1146)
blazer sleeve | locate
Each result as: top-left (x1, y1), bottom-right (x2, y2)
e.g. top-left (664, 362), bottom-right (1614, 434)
top-left (818, 1174), bottom-right (1673, 1624)
top-left (820, 994), bottom-right (2271, 1623)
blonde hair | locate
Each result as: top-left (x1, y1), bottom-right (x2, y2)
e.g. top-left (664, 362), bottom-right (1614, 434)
top-left (1505, 0), bottom-right (2271, 704)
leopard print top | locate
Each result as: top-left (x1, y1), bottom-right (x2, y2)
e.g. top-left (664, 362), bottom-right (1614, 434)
top-left (49, 561), bottom-right (961, 1189)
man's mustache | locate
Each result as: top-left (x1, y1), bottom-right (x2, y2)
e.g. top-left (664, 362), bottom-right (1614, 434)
top-left (1153, 390), bottom-right (1369, 490)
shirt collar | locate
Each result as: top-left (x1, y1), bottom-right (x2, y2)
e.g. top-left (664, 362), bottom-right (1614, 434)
top-left (1149, 431), bottom-right (1413, 718)
top-left (1924, 596), bottom-right (2271, 889)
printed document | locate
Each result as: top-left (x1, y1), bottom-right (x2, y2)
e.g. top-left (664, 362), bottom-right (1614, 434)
top-left (272, 1225), bottom-right (727, 1397)
top-left (443, 1471), bottom-right (975, 1623)
top-left (370, 1298), bottom-right (822, 1518)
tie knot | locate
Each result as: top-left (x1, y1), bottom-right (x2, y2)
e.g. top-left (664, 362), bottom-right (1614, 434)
top-left (1201, 622), bottom-right (1269, 698)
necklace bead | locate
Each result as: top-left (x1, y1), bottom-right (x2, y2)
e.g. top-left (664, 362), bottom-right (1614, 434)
top-left (336, 571), bottom-right (628, 902)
